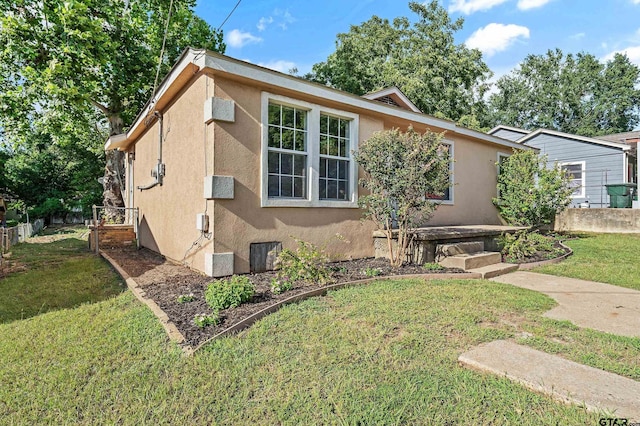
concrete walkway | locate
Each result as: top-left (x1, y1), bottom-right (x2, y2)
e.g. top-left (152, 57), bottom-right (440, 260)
top-left (491, 271), bottom-right (640, 338)
top-left (459, 340), bottom-right (640, 420)
top-left (458, 271), bottom-right (640, 420)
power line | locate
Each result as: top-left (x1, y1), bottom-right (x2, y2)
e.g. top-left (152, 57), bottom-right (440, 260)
top-left (152, 0), bottom-right (175, 101)
top-left (217, 0), bottom-right (242, 31)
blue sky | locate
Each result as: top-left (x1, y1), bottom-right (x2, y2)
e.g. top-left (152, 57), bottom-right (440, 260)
top-left (195, 0), bottom-right (640, 84)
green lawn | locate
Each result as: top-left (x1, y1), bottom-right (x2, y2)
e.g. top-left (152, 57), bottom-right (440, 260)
top-left (1, 231), bottom-right (639, 423)
top-left (535, 233), bottom-right (640, 290)
top-left (0, 226), bottom-right (124, 323)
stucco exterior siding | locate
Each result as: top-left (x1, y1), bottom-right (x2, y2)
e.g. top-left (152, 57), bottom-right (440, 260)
top-left (131, 73), bottom-right (214, 272)
top-left (525, 133), bottom-right (626, 207)
top-left (211, 76), bottom-right (380, 273)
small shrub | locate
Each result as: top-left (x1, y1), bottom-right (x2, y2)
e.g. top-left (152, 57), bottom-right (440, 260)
top-left (423, 262), bottom-right (444, 271)
top-left (361, 267), bottom-right (382, 277)
top-left (275, 237), bottom-right (333, 285)
top-left (500, 230), bottom-right (563, 263)
top-left (176, 293), bottom-right (195, 304)
top-left (193, 312), bottom-right (220, 328)
top-left (205, 275), bottom-right (255, 311)
top-left (270, 278), bottom-right (293, 295)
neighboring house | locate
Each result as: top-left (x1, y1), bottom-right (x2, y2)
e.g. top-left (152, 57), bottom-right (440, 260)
top-left (489, 125), bottom-right (636, 208)
top-left (106, 49), bottom-right (527, 277)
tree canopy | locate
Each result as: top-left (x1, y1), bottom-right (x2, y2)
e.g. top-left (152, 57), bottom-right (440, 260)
top-left (306, 1), bottom-right (491, 124)
top-left (487, 49), bottom-right (640, 136)
top-left (0, 0), bottom-right (224, 217)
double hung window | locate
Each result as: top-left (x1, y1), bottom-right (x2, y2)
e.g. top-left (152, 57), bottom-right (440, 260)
top-left (262, 93), bottom-right (358, 208)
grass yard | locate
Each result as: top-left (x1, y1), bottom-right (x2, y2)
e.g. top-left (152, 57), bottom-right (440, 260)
top-left (0, 226), bottom-right (124, 323)
top-left (1, 230), bottom-right (639, 423)
top-left (535, 233), bottom-right (640, 290)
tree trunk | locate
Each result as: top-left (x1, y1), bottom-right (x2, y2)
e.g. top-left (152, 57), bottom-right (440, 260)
top-left (103, 114), bottom-right (125, 223)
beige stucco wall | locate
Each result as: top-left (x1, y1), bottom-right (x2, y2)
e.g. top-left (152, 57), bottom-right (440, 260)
top-left (212, 76), bottom-right (380, 274)
top-left (130, 72), bottom-right (214, 273)
top-left (128, 70), bottom-right (511, 275)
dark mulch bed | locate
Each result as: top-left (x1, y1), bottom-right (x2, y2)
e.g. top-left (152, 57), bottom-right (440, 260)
top-left (103, 247), bottom-right (465, 347)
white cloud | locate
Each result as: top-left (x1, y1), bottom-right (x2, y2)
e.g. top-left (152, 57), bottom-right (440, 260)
top-left (448, 0), bottom-right (508, 14)
top-left (517, 0), bottom-right (552, 10)
top-left (603, 46), bottom-right (640, 66)
top-left (256, 16), bottom-right (273, 32)
top-left (632, 0), bottom-right (640, 4)
top-left (258, 60), bottom-right (297, 73)
top-left (226, 29), bottom-right (262, 48)
top-left (465, 23), bottom-right (530, 56)
top-left (570, 32), bottom-right (586, 40)
top-left (274, 9), bottom-right (295, 30)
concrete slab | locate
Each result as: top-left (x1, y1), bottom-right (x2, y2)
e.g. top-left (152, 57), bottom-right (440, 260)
top-left (459, 340), bottom-right (640, 421)
top-left (439, 251), bottom-right (502, 270)
top-left (468, 262), bottom-right (519, 279)
top-left (491, 271), bottom-right (640, 338)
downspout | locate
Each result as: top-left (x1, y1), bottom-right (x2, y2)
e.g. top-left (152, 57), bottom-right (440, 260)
top-left (137, 111), bottom-right (165, 191)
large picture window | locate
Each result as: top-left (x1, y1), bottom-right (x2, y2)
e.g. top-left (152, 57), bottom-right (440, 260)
top-left (261, 93), bottom-right (359, 208)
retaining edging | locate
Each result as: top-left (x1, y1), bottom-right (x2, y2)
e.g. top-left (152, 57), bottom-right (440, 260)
top-left (515, 241), bottom-right (573, 271)
top-left (99, 250), bottom-right (192, 356)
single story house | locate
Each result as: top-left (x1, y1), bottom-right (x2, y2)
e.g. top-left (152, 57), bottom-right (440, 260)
top-left (107, 48), bottom-right (527, 277)
top-left (489, 125), bottom-right (636, 208)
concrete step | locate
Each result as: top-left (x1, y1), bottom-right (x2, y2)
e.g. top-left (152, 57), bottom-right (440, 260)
top-left (438, 251), bottom-right (501, 270)
top-left (459, 340), bottom-right (640, 421)
top-left (436, 241), bottom-right (484, 258)
top-left (468, 262), bottom-right (519, 279)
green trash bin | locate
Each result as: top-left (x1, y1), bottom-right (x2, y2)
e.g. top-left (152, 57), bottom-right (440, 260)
top-left (605, 183), bottom-right (637, 208)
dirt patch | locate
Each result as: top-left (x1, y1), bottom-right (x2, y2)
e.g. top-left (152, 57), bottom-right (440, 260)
top-left (103, 247), bottom-right (465, 347)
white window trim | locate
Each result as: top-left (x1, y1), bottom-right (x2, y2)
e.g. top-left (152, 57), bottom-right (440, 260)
top-left (261, 92), bottom-right (359, 208)
top-left (560, 161), bottom-right (586, 198)
top-left (427, 140), bottom-right (454, 206)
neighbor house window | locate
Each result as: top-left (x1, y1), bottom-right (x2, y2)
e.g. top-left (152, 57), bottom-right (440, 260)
top-left (261, 93), bottom-right (359, 208)
top-left (428, 141), bottom-right (454, 204)
top-left (561, 161), bottom-right (585, 198)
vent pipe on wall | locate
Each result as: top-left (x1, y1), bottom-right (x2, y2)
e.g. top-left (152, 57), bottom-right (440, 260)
top-left (137, 111), bottom-right (165, 191)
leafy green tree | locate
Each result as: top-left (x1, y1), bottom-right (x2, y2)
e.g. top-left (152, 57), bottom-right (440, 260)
top-left (306, 1), bottom-right (491, 124)
top-left (354, 128), bottom-right (450, 267)
top-left (0, 0), bottom-right (225, 217)
top-left (494, 150), bottom-right (573, 228)
top-left (488, 49), bottom-right (640, 136)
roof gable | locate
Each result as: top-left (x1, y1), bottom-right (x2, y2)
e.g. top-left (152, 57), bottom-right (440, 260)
top-left (518, 128), bottom-right (630, 151)
top-left (487, 125), bottom-right (530, 136)
top-left (361, 87), bottom-right (421, 113)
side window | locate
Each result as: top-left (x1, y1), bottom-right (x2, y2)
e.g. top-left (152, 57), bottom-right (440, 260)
top-left (428, 142), bottom-right (453, 203)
